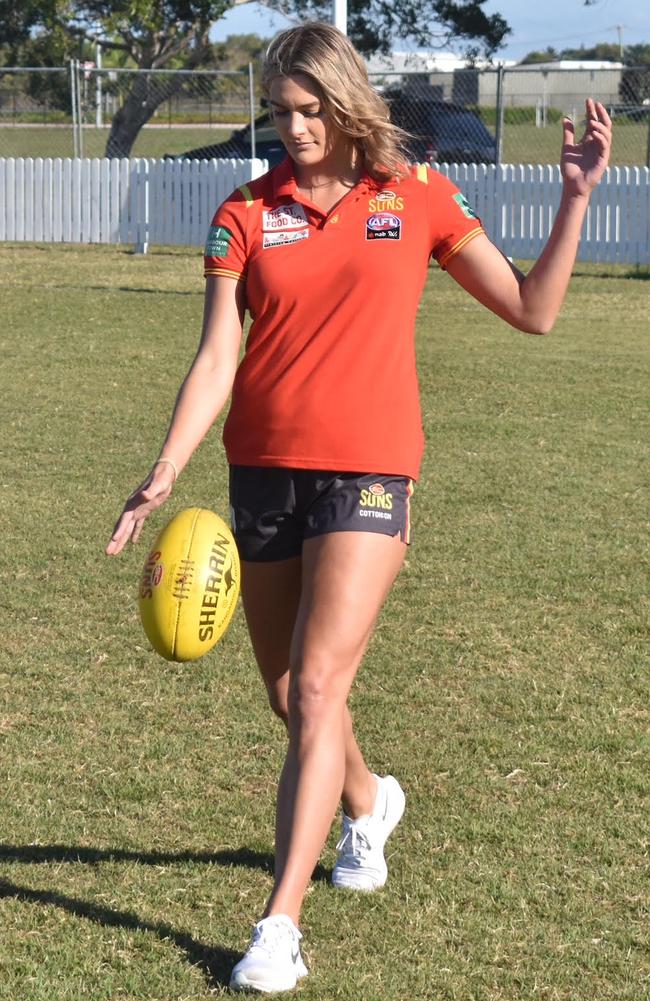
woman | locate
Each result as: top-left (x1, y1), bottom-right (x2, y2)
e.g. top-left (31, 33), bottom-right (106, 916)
top-left (107, 22), bottom-right (611, 994)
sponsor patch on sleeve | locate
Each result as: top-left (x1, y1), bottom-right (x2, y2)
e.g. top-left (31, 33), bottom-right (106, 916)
top-left (204, 225), bottom-right (233, 257)
top-left (453, 193), bottom-right (478, 219)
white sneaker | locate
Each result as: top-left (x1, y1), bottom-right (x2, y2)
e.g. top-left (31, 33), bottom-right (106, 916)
top-left (332, 774), bottom-right (405, 891)
top-left (229, 914), bottom-right (308, 993)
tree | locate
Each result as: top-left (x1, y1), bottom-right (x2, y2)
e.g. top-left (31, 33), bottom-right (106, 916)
top-left (0, 0), bottom-right (510, 156)
top-left (520, 47), bottom-right (560, 65)
top-left (559, 43), bottom-right (620, 61)
top-left (264, 0), bottom-right (510, 59)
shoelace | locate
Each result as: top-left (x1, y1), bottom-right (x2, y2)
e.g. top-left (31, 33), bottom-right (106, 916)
top-left (251, 920), bottom-right (299, 957)
top-left (336, 821), bottom-right (373, 865)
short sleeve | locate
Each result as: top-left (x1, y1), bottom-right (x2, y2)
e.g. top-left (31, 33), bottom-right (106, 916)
top-left (423, 167), bottom-right (485, 270)
top-left (203, 187), bottom-right (249, 280)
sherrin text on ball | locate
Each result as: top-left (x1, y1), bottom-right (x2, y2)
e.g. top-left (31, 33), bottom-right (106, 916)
top-left (138, 507), bottom-right (240, 662)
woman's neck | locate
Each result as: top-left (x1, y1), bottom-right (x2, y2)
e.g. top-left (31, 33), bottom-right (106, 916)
top-left (294, 160), bottom-right (362, 213)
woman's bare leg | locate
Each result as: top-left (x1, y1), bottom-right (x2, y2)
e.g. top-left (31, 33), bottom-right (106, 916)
top-left (241, 557), bottom-right (379, 830)
top-left (260, 531), bottom-right (406, 923)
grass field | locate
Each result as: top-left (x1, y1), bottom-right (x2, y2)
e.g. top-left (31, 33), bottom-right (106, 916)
top-left (1, 120), bottom-right (648, 165)
top-left (1, 244), bottom-right (648, 1000)
top-left (0, 126), bottom-right (232, 160)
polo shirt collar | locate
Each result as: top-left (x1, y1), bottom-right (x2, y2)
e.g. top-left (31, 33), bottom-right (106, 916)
top-left (272, 155), bottom-right (381, 202)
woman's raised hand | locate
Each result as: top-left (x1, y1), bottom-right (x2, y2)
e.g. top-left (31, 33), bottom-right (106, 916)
top-left (561, 98), bottom-right (612, 197)
top-left (106, 463), bottom-right (175, 556)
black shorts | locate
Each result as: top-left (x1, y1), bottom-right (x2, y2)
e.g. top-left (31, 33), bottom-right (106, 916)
top-left (229, 466), bottom-right (414, 562)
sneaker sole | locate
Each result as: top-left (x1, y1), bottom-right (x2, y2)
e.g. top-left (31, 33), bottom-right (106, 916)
top-left (230, 960), bottom-right (308, 993)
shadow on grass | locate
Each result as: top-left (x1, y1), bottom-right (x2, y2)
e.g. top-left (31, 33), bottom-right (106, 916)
top-left (572, 267), bottom-right (650, 280)
top-left (0, 842), bottom-right (330, 881)
top-left (0, 877), bottom-right (238, 989)
top-left (0, 280), bottom-right (201, 296)
top-left (0, 846), bottom-right (330, 989)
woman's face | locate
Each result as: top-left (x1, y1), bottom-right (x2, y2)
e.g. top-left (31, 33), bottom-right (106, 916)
top-left (268, 73), bottom-right (345, 170)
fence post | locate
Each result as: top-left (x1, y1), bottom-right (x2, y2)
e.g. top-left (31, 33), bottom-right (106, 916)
top-left (70, 60), bottom-right (79, 157)
top-left (495, 64), bottom-right (504, 167)
top-left (135, 159), bottom-right (150, 254)
top-left (96, 42), bottom-right (103, 129)
top-left (248, 62), bottom-right (256, 159)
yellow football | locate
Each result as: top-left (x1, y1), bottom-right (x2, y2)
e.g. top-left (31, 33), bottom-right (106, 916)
top-left (138, 507), bottom-right (240, 662)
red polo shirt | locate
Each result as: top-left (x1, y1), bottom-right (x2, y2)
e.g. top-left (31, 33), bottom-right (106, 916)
top-left (204, 158), bottom-right (484, 480)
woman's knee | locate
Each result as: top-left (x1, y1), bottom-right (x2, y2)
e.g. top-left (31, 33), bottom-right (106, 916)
top-left (287, 667), bottom-right (347, 725)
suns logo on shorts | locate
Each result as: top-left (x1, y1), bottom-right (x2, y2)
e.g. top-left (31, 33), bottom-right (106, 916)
top-left (359, 485), bottom-right (393, 510)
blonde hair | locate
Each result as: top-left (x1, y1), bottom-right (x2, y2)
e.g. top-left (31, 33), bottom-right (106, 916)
top-left (262, 22), bottom-right (409, 182)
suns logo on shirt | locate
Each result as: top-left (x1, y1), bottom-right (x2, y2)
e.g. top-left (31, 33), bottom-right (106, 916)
top-left (368, 191), bottom-right (404, 213)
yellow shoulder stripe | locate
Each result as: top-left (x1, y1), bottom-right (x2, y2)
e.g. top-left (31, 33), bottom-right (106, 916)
top-left (415, 163), bottom-right (429, 184)
top-left (438, 227), bottom-right (485, 269)
top-left (237, 183), bottom-right (254, 206)
top-left (204, 267), bottom-right (245, 281)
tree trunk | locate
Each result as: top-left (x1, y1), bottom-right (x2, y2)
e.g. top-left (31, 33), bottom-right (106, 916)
top-left (105, 73), bottom-right (184, 158)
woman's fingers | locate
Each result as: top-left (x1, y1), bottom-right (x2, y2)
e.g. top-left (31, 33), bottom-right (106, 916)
top-left (106, 466), bottom-right (175, 556)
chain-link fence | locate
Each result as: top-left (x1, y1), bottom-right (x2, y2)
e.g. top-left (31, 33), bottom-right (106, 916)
top-left (0, 64), bottom-right (261, 159)
top-left (370, 66), bottom-right (650, 168)
top-left (1, 63), bottom-right (649, 165)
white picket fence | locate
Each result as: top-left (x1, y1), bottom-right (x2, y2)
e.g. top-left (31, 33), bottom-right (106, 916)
top-left (0, 157), bottom-right (268, 250)
top-left (438, 163), bottom-right (650, 266)
top-left (0, 157), bottom-right (648, 264)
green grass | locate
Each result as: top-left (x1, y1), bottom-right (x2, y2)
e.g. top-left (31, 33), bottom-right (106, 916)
top-left (500, 120), bottom-right (649, 167)
top-left (1, 120), bottom-right (648, 165)
top-left (0, 126), bottom-right (232, 159)
top-left (1, 244), bottom-right (648, 1000)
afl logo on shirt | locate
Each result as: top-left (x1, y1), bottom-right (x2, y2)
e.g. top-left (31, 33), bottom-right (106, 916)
top-left (366, 213), bottom-right (401, 241)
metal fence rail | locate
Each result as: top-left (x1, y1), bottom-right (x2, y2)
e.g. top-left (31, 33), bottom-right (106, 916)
top-left (1, 64), bottom-right (649, 165)
top-left (1, 157), bottom-right (648, 264)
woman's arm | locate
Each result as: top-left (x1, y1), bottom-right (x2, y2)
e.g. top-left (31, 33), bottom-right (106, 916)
top-left (445, 99), bottom-right (612, 335)
top-left (106, 275), bottom-right (245, 555)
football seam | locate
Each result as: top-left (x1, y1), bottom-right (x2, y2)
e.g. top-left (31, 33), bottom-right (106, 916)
top-left (172, 506), bottom-right (202, 660)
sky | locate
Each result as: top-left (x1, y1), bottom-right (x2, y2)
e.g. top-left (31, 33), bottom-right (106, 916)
top-left (210, 0), bottom-right (649, 62)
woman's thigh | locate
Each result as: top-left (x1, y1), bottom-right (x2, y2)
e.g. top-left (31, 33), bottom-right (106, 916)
top-left (240, 556), bottom-right (302, 711)
top-left (289, 531), bottom-right (406, 702)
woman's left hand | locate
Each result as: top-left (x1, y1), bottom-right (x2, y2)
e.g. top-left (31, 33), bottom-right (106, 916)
top-left (561, 98), bottom-right (612, 197)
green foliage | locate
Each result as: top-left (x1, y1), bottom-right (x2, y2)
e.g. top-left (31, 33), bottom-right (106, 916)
top-left (520, 47), bottom-right (560, 64)
top-left (623, 43), bottom-right (650, 66)
top-left (560, 42), bottom-right (621, 61)
top-left (209, 33), bottom-right (270, 72)
top-left (520, 40), bottom-right (650, 68)
top-left (283, 0), bottom-right (510, 57)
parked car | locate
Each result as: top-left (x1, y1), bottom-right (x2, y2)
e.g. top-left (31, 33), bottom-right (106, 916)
top-left (169, 113), bottom-right (286, 166)
top-left (172, 93), bottom-right (496, 168)
top-left (388, 90), bottom-right (497, 165)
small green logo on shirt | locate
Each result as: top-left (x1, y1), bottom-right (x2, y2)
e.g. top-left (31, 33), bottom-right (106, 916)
top-left (205, 225), bottom-right (233, 257)
top-left (453, 193), bottom-right (478, 219)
